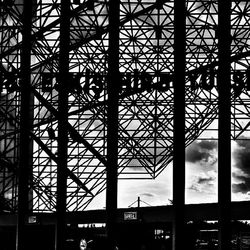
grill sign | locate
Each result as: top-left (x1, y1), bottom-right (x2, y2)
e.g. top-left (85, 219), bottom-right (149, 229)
top-left (124, 212), bottom-right (137, 221)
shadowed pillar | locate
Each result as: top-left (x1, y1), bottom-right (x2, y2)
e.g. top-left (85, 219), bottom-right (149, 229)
top-left (106, 0), bottom-right (120, 249)
top-left (218, 1), bottom-right (232, 249)
top-left (55, 1), bottom-right (70, 250)
top-left (172, 0), bottom-right (186, 250)
top-left (16, 1), bottom-right (33, 250)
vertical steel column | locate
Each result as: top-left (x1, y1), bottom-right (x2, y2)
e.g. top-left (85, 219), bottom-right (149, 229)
top-left (16, 1), bottom-right (33, 250)
top-left (55, 0), bottom-right (70, 250)
top-left (172, 0), bottom-right (186, 250)
top-left (218, 1), bottom-right (231, 249)
top-left (106, 0), bottom-right (120, 249)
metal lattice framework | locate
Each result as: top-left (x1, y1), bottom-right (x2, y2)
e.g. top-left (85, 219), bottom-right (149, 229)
top-left (1, 0), bottom-right (250, 212)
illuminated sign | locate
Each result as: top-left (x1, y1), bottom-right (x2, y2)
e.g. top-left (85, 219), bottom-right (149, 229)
top-left (124, 211), bottom-right (137, 221)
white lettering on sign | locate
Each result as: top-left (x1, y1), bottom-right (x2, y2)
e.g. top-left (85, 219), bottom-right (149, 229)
top-left (124, 212), bottom-right (137, 221)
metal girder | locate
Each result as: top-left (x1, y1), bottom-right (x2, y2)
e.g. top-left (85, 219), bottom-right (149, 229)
top-left (0, 0), bottom-right (170, 64)
top-left (1, 0), bottom-right (250, 213)
top-left (0, 94), bottom-right (94, 209)
top-left (31, 86), bottom-right (107, 166)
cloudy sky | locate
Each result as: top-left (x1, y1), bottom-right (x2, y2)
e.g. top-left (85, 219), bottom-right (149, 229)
top-left (88, 137), bottom-right (250, 209)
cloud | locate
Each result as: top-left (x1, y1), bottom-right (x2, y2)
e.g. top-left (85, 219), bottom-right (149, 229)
top-left (139, 193), bottom-right (155, 198)
top-left (232, 182), bottom-right (250, 194)
top-left (197, 175), bottom-right (215, 185)
top-left (187, 170), bottom-right (217, 195)
top-left (233, 140), bottom-right (250, 173)
top-left (232, 171), bottom-right (250, 194)
top-left (186, 140), bottom-right (217, 165)
top-left (232, 139), bottom-right (250, 195)
top-left (118, 165), bottom-right (173, 207)
top-left (185, 140), bottom-right (218, 203)
top-left (198, 140), bottom-right (218, 151)
top-left (186, 150), bottom-right (211, 163)
top-left (232, 191), bottom-right (250, 201)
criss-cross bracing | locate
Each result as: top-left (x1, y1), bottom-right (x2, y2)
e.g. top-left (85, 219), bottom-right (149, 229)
top-left (0, 0), bottom-right (247, 248)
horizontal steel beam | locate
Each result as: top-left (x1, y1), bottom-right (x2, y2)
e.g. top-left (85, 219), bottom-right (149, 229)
top-left (1, 201), bottom-right (250, 226)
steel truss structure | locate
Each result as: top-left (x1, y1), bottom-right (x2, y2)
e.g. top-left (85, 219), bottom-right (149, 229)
top-left (0, 0), bottom-right (250, 212)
